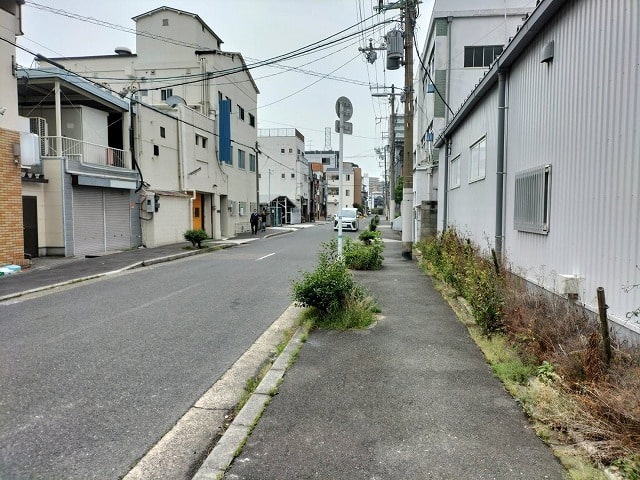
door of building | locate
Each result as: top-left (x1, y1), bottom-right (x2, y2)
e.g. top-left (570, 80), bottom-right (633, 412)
top-left (22, 196), bottom-right (38, 258)
top-left (192, 193), bottom-right (203, 230)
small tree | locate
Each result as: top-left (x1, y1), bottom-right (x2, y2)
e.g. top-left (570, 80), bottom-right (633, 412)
top-left (394, 176), bottom-right (403, 204)
top-left (183, 229), bottom-right (208, 248)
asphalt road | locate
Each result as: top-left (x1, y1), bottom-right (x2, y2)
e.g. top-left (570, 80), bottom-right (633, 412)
top-left (0, 225), bottom-right (342, 479)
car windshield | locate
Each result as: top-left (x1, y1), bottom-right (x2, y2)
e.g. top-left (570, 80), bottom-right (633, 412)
top-left (340, 209), bottom-right (356, 218)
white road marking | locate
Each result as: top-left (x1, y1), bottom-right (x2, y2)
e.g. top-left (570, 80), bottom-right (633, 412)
top-left (257, 253), bottom-right (276, 261)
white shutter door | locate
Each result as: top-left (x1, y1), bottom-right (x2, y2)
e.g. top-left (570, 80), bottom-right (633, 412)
top-left (105, 190), bottom-right (132, 251)
top-left (73, 187), bottom-right (105, 257)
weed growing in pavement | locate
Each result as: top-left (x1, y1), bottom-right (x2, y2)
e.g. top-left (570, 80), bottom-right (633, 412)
top-left (416, 230), bottom-right (640, 478)
top-left (291, 241), bottom-right (378, 330)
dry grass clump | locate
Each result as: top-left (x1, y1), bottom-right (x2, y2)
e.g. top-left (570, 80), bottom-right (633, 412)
top-left (501, 273), bottom-right (640, 468)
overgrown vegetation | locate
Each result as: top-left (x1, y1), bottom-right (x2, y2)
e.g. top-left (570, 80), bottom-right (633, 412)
top-left (291, 241), bottom-right (379, 330)
top-left (416, 229), bottom-right (640, 478)
top-left (183, 228), bottom-right (208, 248)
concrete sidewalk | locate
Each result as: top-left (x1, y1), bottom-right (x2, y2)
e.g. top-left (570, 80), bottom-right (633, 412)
top-left (196, 226), bottom-right (567, 479)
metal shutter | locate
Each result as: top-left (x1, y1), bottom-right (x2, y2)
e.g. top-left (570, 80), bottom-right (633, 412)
top-left (105, 189), bottom-right (132, 251)
top-left (73, 187), bottom-right (105, 257)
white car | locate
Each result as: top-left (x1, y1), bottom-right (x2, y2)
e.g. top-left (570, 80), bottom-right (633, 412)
top-left (333, 208), bottom-right (359, 231)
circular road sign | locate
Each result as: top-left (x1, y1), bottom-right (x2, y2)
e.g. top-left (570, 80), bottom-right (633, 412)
top-left (335, 96), bottom-right (353, 121)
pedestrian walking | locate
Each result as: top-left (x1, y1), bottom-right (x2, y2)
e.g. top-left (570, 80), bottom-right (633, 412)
top-left (250, 210), bottom-right (259, 235)
top-left (260, 208), bottom-right (267, 232)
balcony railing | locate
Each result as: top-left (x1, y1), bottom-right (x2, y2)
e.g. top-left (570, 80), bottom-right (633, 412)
top-left (41, 136), bottom-right (130, 169)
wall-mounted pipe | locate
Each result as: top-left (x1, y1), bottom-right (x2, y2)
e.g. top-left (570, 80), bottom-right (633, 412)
top-left (495, 71), bottom-right (507, 259)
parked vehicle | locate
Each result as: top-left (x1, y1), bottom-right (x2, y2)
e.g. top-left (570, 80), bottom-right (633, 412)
top-left (333, 208), bottom-right (359, 231)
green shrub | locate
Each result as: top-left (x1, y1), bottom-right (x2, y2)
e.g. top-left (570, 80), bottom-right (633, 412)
top-left (343, 237), bottom-right (384, 270)
top-left (359, 230), bottom-right (379, 245)
top-left (312, 284), bottom-right (377, 330)
top-left (291, 252), bottom-right (355, 318)
top-left (417, 229), bottom-right (505, 334)
top-left (183, 229), bottom-right (208, 248)
top-left (291, 242), bottom-right (379, 329)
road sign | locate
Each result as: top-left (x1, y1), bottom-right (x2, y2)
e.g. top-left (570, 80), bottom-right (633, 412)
top-left (335, 96), bottom-right (353, 121)
top-left (335, 120), bottom-right (353, 135)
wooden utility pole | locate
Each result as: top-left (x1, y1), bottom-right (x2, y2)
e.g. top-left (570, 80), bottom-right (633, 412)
top-left (401, 0), bottom-right (416, 259)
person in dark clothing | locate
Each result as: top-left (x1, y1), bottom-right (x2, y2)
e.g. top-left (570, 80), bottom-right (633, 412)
top-left (260, 209), bottom-right (267, 232)
top-left (250, 210), bottom-right (259, 234)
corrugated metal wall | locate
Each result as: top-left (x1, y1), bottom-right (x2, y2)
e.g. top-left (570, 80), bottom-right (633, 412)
top-left (446, 89), bottom-right (499, 246)
top-left (503, 0), bottom-right (639, 326)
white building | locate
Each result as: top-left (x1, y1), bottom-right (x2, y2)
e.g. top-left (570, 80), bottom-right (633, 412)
top-left (414, 0), bottom-right (535, 240)
top-left (47, 7), bottom-right (259, 242)
top-left (257, 128), bottom-right (309, 224)
top-left (325, 162), bottom-right (358, 218)
top-left (305, 150), bottom-right (339, 172)
top-left (433, 0), bottom-right (640, 341)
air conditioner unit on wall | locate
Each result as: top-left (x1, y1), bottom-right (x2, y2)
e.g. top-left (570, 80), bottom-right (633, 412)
top-left (29, 117), bottom-right (48, 156)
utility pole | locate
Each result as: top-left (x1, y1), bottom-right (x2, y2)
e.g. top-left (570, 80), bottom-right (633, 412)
top-left (401, 1), bottom-right (416, 259)
top-left (374, 0), bottom-right (416, 258)
top-left (388, 84), bottom-right (396, 221)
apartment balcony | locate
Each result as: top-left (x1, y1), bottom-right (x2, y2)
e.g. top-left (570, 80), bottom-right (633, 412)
top-left (41, 136), bottom-right (131, 170)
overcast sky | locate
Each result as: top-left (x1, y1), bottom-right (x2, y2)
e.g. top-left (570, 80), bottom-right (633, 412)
top-left (17, 0), bottom-right (435, 179)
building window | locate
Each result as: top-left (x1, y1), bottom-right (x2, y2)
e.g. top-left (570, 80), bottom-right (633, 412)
top-left (238, 149), bottom-right (246, 169)
top-left (160, 88), bottom-right (173, 101)
top-left (464, 45), bottom-right (503, 67)
top-left (288, 148), bottom-right (293, 153)
top-left (469, 137), bottom-right (486, 182)
top-left (195, 134), bottom-right (208, 148)
top-left (249, 153), bottom-right (256, 172)
top-left (281, 173), bottom-right (285, 179)
top-left (514, 164), bottom-right (552, 234)
top-left (162, 18), bottom-right (169, 26)
top-left (322, 157), bottom-right (330, 164)
top-left (449, 155), bottom-right (460, 189)
top-left (280, 148), bottom-right (285, 154)
top-left (153, 144), bottom-right (160, 156)
top-left (237, 105), bottom-right (245, 121)
top-left (346, 189), bottom-right (350, 197)
top-left (249, 113), bottom-right (255, 127)
top-left (160, 127), bottom-right (166, 138)
top-left (291, 173), bottom-right (295, 178)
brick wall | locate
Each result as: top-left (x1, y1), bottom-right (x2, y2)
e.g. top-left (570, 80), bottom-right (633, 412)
top-left (0, 127), bottom-right (26, 266)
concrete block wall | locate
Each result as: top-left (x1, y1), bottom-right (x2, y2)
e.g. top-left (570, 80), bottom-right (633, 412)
top-left (0, 128), bottom-right (26, 265)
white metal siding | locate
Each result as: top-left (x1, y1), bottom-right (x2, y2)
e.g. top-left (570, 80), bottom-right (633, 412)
top-left (439, 88), bottom-right (499, 247)
top-left (503, 0), bottom-right (640, 325)
top-left (438, 0), bottom-right (639, 329)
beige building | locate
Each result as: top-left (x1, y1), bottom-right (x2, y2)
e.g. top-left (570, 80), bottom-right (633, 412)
top-left (47, 7), bottom-right (259, 243)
